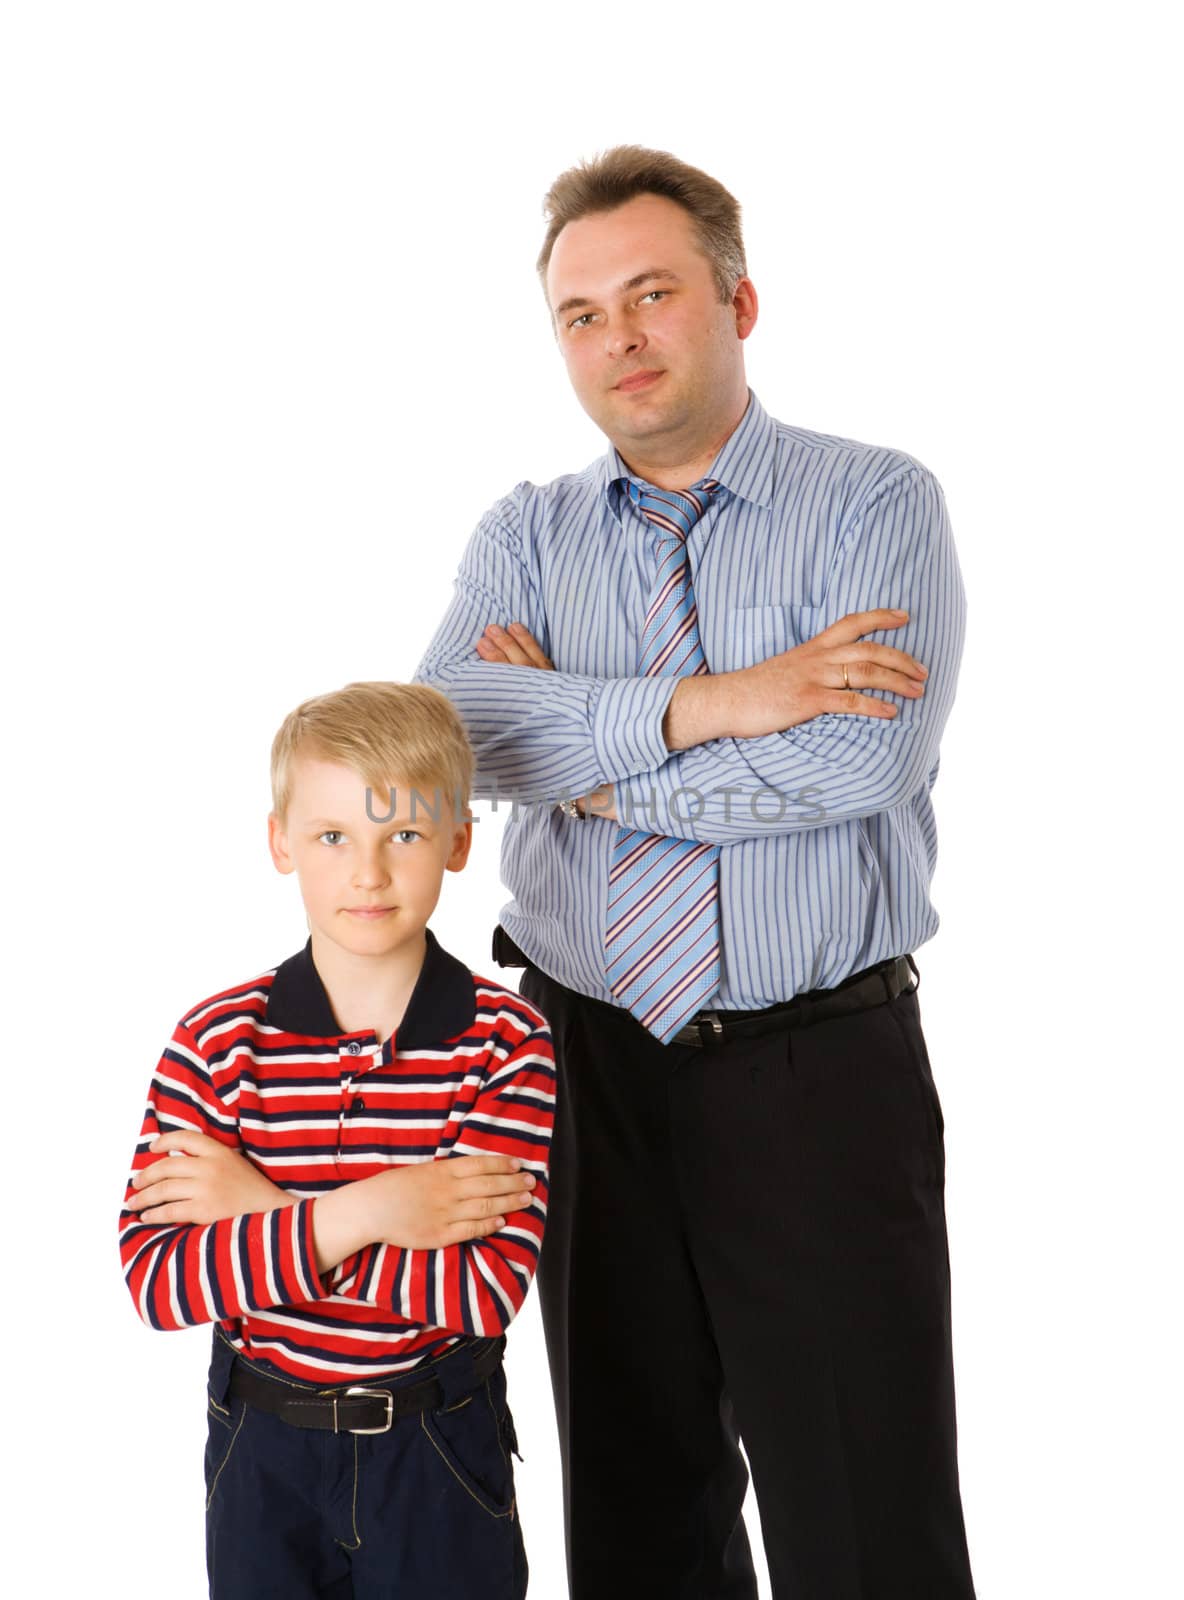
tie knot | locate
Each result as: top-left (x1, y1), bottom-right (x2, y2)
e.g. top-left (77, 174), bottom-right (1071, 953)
top-left (626, 479), bottom-right (719, 542)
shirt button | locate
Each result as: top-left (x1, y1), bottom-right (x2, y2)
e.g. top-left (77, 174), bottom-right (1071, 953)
top-left (346, 1041), bottom-right (361, 1056)
top-left (354, 1098), bottom-right (366, 1113)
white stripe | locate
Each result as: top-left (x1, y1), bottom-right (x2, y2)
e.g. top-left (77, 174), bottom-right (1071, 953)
top-left (185, 985), bottom-right (271, 1028)
top-left (197, 1224), bottom-right (217, 1321)
top-left (228, 1215), bottom-right (247, 1309)
top-left (471, 1246), bottom-right (517, 1326)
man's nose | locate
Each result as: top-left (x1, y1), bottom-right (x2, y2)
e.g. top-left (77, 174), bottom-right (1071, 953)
top-left (605, 315), bottom-right (645, 360)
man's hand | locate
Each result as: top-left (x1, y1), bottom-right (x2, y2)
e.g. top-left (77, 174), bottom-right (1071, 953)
top-left (127, 1132), bottom-right (295, 1225)
top-left (475, 622), bottom-right (553, 669)
top-left (576, 784), bottom-right (618, 821)
top-left (474, 622), bottom-right (618, 819)
top-left (665, 609), bottom-right (928, 750)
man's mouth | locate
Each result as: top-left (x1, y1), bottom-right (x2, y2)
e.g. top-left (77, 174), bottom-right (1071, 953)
top-left (614, 370), bottom-right (663, 393)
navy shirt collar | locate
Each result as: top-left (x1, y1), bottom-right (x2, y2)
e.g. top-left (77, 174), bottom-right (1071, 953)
top-left (265, 927), bottom-right (476, 1048)
top-left (601, 389), bottom-right (776, 519)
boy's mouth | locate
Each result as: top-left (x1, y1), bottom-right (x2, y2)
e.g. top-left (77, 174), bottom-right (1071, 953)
top-left (344, 906), bottom-right (397, 918)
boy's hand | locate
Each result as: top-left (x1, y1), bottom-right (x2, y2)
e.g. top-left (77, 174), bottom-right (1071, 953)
top-left (126, 1131), bottom-right (295, 1225)
top-left (363, 1155), bottom-right (538, 1250)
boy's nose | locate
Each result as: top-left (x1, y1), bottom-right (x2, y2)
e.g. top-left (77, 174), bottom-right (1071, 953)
top-left (352, 853), bottom-right (390, 889)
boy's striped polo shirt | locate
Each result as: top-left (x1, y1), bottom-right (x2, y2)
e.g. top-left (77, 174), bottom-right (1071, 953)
top-left (119, 929), bottom-right (555, 1384)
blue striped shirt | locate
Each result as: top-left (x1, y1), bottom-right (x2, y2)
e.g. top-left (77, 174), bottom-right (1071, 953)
top-left (414, 391), bottom-right (966, 1010)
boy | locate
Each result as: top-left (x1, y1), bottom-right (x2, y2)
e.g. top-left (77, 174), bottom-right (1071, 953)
top-left (119, 681), bottom-right (554, 1599)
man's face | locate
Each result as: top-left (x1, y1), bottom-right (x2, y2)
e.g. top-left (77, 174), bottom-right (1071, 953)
top-left (545, 193), bottom-right (757, 458)
top-left (268, 757), bottom-right (471, 965)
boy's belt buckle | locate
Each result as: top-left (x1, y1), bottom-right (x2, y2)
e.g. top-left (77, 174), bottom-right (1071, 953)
top-left (341, 1386), bottom-right (395, 1434)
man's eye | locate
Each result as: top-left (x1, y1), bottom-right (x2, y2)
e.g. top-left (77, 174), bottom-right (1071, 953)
top-left (318, 830), bottom-right (345, 846)
top-left (568, 313), bottom-right (594, 330)
top-left (640, 290), bottom-right (668, 305)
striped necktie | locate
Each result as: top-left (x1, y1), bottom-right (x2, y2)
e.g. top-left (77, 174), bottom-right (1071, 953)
top-left (605, 478), bottom-right (722, 1044)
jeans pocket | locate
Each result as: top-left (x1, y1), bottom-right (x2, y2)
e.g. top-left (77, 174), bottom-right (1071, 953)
top-left (203, 1393), bottom-right (246, 1510)
top-left (420, 1378), bottom-right (517, 1520)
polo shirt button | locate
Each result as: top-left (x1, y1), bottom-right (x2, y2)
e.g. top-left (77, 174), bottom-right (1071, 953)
top-left (346, 1041), bottom-right (361, 1056)
top-left (354, 1098), bottom-right (366, 1112)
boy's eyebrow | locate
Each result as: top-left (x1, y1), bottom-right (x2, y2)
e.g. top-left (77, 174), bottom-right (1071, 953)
top-left (298, 811), bottom-right (437, 829)
top-left (553, 268), bottom-right (682, 318)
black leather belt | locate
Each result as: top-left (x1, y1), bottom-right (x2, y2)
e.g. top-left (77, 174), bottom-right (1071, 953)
top-left (492, 925), bottom-right (919, 1050)
top-left (227, 1337), bottom-right (503, 1435)
top-left (666, 954), bottom-right (918, 1048)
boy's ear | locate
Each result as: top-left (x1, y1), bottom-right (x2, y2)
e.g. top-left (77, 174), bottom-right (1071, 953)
top-left (445, 819), bottom-right (473, 873)
top-left (268, 811), bottom-right (296, 876)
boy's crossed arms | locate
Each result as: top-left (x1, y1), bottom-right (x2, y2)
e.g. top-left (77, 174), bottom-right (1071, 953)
top-left (119, 1009), bottom-right (554, 1344)
top-left (126, 1132), bottom-right (536, 1263)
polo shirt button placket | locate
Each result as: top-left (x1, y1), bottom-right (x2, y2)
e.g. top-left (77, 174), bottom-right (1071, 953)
top-left (337, 1039), bottom-right (372, 1164)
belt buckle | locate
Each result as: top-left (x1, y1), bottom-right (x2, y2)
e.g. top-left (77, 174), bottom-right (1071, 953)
top-left (341, 1386), bottom-right (395, 1434)
top-left (697, 1010), bottom-right (725, 1042)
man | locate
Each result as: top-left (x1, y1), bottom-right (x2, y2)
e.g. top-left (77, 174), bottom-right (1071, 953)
top-left (414, 146), bottom-right (976, 1599)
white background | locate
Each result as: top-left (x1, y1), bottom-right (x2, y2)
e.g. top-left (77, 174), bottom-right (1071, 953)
top-left (3, 2), bottom-right (1179, 1595)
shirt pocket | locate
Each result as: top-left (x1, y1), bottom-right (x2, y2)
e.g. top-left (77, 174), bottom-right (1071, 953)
top-left (726, 602), bottom-right (826, 669)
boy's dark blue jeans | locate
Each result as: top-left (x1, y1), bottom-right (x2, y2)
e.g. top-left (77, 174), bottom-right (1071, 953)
top-left (204, 1328), bottom-right (527, 1599)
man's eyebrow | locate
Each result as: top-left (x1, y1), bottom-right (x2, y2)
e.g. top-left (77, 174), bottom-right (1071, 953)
top-left (553, 269), bottom-right (682, 318)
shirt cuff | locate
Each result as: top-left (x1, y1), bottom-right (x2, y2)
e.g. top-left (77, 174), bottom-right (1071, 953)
top-left (614, 757), bottom-right (702, 840)
top-left (285, 1197), bottom-right (329, 1303)
top-left (590, 676), bottom-right (677, 781)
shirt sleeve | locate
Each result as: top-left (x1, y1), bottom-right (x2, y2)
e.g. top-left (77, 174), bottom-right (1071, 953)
top-left (118, 1020), bottom-right (323, 1330)
top-left (413, 497), bottom-right (677, 799)
top-left (325, 1017), bottom-right (556, 1338)
top-left (613, 466), bottom-right (967, 845)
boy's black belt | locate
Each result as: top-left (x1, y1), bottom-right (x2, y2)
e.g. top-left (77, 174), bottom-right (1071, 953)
top-left (492, 924), bottom-right (919, 1048)
top-left (228, 1338), bottom-right (503, 1435)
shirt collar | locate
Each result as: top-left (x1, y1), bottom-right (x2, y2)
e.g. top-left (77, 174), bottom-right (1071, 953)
top-left (265, 927), bottom-right (477, 1048)
top-left (600, 388), bottom-right (776, 519)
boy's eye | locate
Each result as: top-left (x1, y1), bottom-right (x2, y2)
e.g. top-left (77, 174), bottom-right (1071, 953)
top-left (394, 829), bottom-right (421, 845)
top-left (318, 830), bottom-right (346, 846)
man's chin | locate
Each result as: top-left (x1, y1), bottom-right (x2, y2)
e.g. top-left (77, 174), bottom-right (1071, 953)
top-left (600, 398), bottom-right (685, 444)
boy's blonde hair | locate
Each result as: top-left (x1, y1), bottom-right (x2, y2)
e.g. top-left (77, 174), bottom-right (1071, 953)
top-left (270, 681), bottom-right (475, 822)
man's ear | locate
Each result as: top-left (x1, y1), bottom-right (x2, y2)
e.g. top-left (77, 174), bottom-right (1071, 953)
top-left (733, 276), bottom-right (759, 342)
top-left (446, 819), bottom-right (474, 873)
top-left (268, 812), bottom-right (296, 876)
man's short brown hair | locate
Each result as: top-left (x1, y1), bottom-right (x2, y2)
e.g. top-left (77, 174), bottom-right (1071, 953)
top-left (270, 681), bottom-right (474, 823)
top-left (537, 145), bottom-right (747, 305)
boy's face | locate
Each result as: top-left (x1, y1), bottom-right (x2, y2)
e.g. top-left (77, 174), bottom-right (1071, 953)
top-left (268, 756), bottom-right (472, 964)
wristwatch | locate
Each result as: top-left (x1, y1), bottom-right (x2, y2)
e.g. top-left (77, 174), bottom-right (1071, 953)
top-left (558, 797), bottom-right (583, 820)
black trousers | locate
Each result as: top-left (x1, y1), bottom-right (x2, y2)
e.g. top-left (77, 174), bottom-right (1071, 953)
top-left (518, 957), bottom-right (976, 1600)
